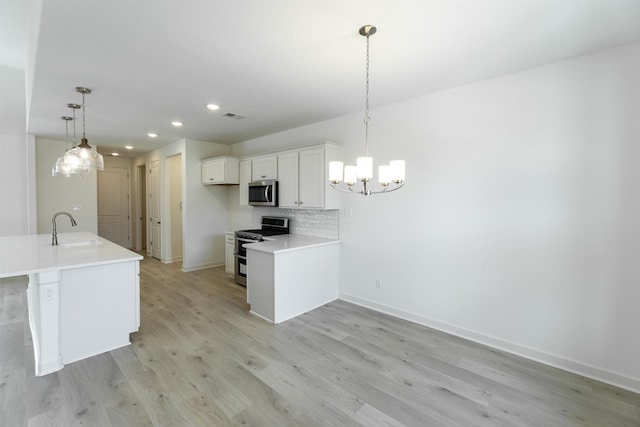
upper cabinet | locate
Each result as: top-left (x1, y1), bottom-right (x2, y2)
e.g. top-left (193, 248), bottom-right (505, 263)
top-left (251, 155), bottom-right (278, 181)
top-left (277, 144), bottom-right (340, 209)
top-left (239, 159), bottom-right (252, 206)
top-left (201, 156), bottom-right (240, 185)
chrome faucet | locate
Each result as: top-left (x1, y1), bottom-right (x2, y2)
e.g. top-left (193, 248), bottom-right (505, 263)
top-left (52, 211), bottom-right (78, 245)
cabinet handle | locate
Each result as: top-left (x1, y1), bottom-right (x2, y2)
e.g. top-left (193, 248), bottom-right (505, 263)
top-left (299, 201), bottom-right (303, 205)
top-left (209, 178), bottom-right (214, 181)
top-left (261, 175), bottom-right (266, 178)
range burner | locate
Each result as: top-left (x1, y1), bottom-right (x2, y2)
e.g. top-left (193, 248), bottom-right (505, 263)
top-left (234, 216), bottom-right (290, 286)
top-left (235, 217), bottom-right (290, 240)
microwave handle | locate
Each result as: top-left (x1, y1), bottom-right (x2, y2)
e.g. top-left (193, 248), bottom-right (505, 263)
top-left (264, 186), bottom-right (269, 201)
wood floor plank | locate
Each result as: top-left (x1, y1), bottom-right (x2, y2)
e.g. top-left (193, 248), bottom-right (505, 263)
top-left (1, 256), bottom-right (639, 426)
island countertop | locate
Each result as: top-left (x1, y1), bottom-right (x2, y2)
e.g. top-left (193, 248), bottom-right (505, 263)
top-left (245, 234), bottom-right (341, 255)
top-left (0, 232), bottom-right (143, 278)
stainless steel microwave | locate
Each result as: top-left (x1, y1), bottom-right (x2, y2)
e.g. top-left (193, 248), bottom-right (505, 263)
top-left (248, 180), bottom-right (278, 206)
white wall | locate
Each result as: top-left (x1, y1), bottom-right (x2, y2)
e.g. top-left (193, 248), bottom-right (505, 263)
top-left (231, 42), bottom-right (640, 392)
top-left (182, 140), bottom-right (232, 271)
top-left (35, 138), bottom-right (98, 234)
top-left (0, 66), bottom-right (31, 236)
top-left (0, 133), bottom-right (29, 236)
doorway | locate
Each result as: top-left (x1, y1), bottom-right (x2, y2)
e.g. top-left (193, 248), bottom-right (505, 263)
top-left (136, 164), bottom-right (147, 251)
top-left (167, 154), bottom-right (183, 263)
top-left (150, 160), bottom-right (161, 260)
top-left (97, 166), bottom-right (130, 248)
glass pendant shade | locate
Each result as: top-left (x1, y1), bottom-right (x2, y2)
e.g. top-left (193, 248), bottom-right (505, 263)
top-left (329, 161), bottom-right (344, 183)
top-left (344, 165), bottom-right (358, 186)
top-left (356, 156), bottom-right (373, 181)
top-left (73, 140), bottom-right (104, 171)
top-left (52, 149), bottom-right (91, 177)
top-left (378, 165), bottom-right (391, 186)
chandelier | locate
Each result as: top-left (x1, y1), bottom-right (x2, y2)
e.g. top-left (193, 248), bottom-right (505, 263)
top-left (329, 25), bottom-right (405, 196)
top-left (51, 87), bottom-right (104, 177)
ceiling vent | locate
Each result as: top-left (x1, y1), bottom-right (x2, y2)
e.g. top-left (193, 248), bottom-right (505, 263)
top-left (222, 112), bottom-right (246, 120)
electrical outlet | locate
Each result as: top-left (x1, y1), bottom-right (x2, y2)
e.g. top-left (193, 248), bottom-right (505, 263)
top-left (375, 279), bottom-right (382, 289)
top-left (43, 287), bottom-right (55, 301)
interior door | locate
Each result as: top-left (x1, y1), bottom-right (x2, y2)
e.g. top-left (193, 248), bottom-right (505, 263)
top-left (150, 160), bottom-right (161, 259)
top-left (97, 167), bottom-right (130, 247)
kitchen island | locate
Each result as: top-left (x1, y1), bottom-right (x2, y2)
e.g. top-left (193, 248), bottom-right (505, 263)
top-left (0, 232), bottom-right (143, 376)
top-left (246, 234), bottom-right (340, 324)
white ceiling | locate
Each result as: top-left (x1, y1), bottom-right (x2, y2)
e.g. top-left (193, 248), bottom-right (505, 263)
top-left (2, 0), bottom-right (640, 157)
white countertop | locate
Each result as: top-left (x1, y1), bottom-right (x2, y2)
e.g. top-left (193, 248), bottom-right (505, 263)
top-left (0, 232), bottom-right (143, 278)
top-left (245, 234), bottom-right (341, 254)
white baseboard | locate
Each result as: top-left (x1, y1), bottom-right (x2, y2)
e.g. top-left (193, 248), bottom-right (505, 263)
top-left (181, 261), bottom-right (223, 273)
top-left (339, 292), bottom-right (640, 394)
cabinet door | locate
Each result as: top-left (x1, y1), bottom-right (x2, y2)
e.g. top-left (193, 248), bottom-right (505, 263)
top-left (225, 243), bottom-right (235, 277)
top-left (298, 147), bottom-right (324, 208)
top-left (239, 160), bottom-right (251, 206)
top-left (277, 152), bottom-right (299, 208)
top-left (202, 160), bottom-right (224, 184)
top-left (252, 156), bottom-right (277, 181)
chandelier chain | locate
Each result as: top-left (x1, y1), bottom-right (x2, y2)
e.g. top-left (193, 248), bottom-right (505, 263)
top-left (71, 107), bottom-right (77, 145)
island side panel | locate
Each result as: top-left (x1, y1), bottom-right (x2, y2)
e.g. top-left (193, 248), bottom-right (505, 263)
top-left (27, 271), bottom-right (63, 376)
top-left (59, 261), bottom-right (139, 365)
top-left (246, 249), bottom-right (275, 323)
top-left (273, 243), bottom-right (340, 324)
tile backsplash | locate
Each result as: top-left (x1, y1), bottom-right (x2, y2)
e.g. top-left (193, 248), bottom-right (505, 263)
top-left (252, 207), bottom-right (340, 239)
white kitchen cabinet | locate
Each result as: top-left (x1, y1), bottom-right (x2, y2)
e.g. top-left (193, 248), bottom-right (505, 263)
top-left (239, 159), bottom-right (251, 206)
top-left (277, 144), bottom-right (340, 209)
top-left (201, 156), bottom-right (239, 185)
top-left (277, 151), bottom-right (299, 208)
top-left (225, 231), bottom-right (235, 278)
top-left (251, 155), bottom-right (277, 181)
top-left (246, 236), bottom-right (340, 324)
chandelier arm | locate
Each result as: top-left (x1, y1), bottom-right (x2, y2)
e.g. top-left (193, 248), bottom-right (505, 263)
top-left (329, 183), bottom-right (359, 194)
top-left (368, 182), bottom-right (405, 195)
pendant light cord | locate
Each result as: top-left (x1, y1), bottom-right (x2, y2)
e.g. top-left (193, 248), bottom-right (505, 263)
top-left (81, 91), bottom-right (86, 140)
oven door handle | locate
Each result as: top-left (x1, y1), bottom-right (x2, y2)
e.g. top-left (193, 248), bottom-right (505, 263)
top-left (237, 238), bottom-right (259, 244)
top-left (237, 255), bottom-right (247, 260)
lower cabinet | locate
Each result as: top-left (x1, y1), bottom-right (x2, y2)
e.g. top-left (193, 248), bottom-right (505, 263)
top-left (225, 232), bottom-right (235, 278)
top-left (246, 243), bottom-right (339, 324)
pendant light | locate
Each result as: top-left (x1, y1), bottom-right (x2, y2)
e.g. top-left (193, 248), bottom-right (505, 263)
top-left (52, 107), bottom-right (90, 177)
top-left (329, 25), bottom-right (405, 196)
top-left (69, 87), bottom-right (104, 171)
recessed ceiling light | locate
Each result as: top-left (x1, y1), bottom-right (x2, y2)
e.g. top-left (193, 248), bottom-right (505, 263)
top-left (171, 121), bottom-right (183, 127)
top-left (206, 104), bottom-right (220, 111)
top-left (111, 152), bottom-right (120, 156)
top-left (147, 133), bottom-right (158, 138)
top-left (125, 145), bottom-right (134, 150)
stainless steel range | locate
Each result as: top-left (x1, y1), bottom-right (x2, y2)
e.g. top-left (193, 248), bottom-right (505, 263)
top-left (234, 216), bottom-right (290, 286)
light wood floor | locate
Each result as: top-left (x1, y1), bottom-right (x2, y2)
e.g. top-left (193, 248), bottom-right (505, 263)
top-left (1, 255), bottom-right (639, 426)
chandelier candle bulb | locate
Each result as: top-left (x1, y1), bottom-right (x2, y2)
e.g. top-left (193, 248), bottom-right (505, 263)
top-left (356, 156), bottom-right (373, 181)
top-left (378, 165), bottom-right (391, 186)
top-left (344, 165), bottom-right (358, 186)
top-left (390, 160), bottom-right (405, 183)
top-left (329, 161), bottom-right (344, 183)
